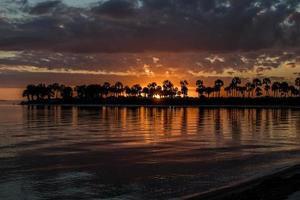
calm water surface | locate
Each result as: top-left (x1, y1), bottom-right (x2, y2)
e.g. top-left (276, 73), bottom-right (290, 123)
top-left (0, 105), bottom-right (300, 199)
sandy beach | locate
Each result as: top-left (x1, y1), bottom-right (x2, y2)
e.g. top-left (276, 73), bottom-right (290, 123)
top-left (184, 164), bottom-right (300, 200)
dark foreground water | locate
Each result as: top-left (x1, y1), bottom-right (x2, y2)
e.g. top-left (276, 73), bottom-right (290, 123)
top-left (0, 105), bottom-right (300, 200)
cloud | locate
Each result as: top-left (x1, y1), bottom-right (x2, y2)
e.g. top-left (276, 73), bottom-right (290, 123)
top-left (0, 51), bottom-right (20, 59)
top-left (0, 65), bottom-right (139, 76)
top-left (0, 0), bottom-right (300, 52)
top-left (91, 0), bottom-right (140, 19)
top-left (29, 0), bottom-right (62, 15)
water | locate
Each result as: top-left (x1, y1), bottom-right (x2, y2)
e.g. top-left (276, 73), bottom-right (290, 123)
top-left (0, 105), bottom-right (300, 199)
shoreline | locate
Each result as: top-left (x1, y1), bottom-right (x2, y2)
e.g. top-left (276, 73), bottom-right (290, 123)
top-left (20, 103), bottom-right (300, 109)
top-left (20, 97), bottom-right (300, 108)
top-left (182, 164), bottom-right (300, 200)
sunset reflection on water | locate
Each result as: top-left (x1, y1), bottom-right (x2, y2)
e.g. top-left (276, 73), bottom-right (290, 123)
top-left (0, 105), bottom-right (300, 199)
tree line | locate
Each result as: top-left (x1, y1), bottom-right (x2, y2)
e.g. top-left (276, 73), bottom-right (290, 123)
top-left (22, 77), bottom-right (300, 101)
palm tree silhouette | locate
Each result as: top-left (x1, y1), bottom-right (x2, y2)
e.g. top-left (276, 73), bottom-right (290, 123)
top-left (131, 84), bottom-right (142, 97)
top-left (124, 86), bottom-right (131, 97)
top-left (114, 82), bottom-right (124, 97)
top-left (263, 78), bottom-right (271, 96)
top-left (245, 82), bottom-right (254, 97)
top-left (75, 85), bottom-right (87, 99)
top-left (103, 82), bottom-right (111, 97)
top-left (180, 80), bottom-right (189, 98)
top-left (231, 77), bottom-right (241, 97)
top-left (279, 82), bottom-right (289, 97)
top-left (61, 86), bottom-right (73, 100)
top-left (196, 80), bottom-right (205, 97)
top-left (295, 78), bottom-right (300, 94)
top-left (155, 85), bottom-right (163, 98)
top-left (205, 87), bottom-right (214, 98)
top-left (162, 80), bottom-right (175, 98)
top-left (255, 87), bottom-right (263, 97)
top-left (214, 79), bottom-right (224, 97)
top-left (147, 82), bottom-right (157, 98)
top-left (142, 87), bottom-right (149, 98)
top-left (272, 82), bottom-right (280, 97)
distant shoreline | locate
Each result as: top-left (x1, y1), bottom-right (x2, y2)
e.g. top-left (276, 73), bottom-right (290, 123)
top-left (20, 103), bottom-right (300, 109)
top-left (21, 97), bottom-right (300, 108)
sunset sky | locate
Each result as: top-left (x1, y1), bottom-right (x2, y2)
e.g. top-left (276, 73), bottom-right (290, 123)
top-left (1, 0), bottom-right (300, 99)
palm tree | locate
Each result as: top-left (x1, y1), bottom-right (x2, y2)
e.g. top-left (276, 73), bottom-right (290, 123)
top-left (142, 87), bottom-right (149, 98)
top-left (237, 86), bottom-right (247, 98)
top-left (196, 80), bottom-right (205, 97)
top-left (162, 80), bottom-right (175, 98)
top-left (263, 78), bottom-right (271, 96)
top-left (245, 82), bottom-right (254, 97)
top-left (214, 79), bottom-right (224, 97)
top-left (295, 77), bottom-right (300, 94)
top-left (279, 82), bottom-right (289, 97)
top-left (224, 86), bottom-right (231, 97)
top-left (205, 87), bottom-right (214, 98)
top-left (253, 78), bottom-right (262, 88)
top-left (49, 83), bottom-right (62, 99)
top-left (255, 87), bottom-right (263, 97)
top-left (180, 80), bottom-right (189, 98)
top-left (102, 82), bottom-right (111, 97)
top-left (114, 82), bottom-right (124, 97)
top-left (131, 84), bottom-right (142, 97)
top-left (36, 84), bottom-right (48, 100)
top-left (155, 86), bottom-right (163, 98)
top-left (24, 84), bottom-right (36, 101)
top-left (272, 82), bottom-right (280, 97)
top-left (147, 82), bottom-right (157, 98)
top-left (61, 86), bottom-right (73, 100)
top-left (22, 89), bottom-right (30, 101)
top-left (124, 86), bottom-right (132, 97)
top-left (86, 84), bottom-right (102, 100)
top-left (231, 77), bottom-right (241, 97)
top-left (75, 85), bottom-right (87, 99)
top-left (289, 86), bottom-right (299, 97)
top-left (46, 85), bottom-right (55, 100)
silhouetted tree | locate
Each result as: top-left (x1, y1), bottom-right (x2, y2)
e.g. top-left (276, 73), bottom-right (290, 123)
top-left (289, 86), bottom-right (299, 97)
top-left (162, 80), bottom-right (176, 98)
top-left (231, 77), bottom-right (241, 97)
top-left (272, 82), bottom-right (280, 97)
top-left (263, 78), bottom-right (271, 96)
top-left (49, 83), bottom-right (62, 99)
top-left (61, 86), bottom-right (73, 100)
top-left (295, 77), bottom-right (300, 94)
top-left (180, 80), bottom-right (189, 97)
top-left (142, 87), bottom-right (149, 97)
top-left (86, 84), bottom-right (102, 100)
top-left (147, 82), bottom-right (157, 98)
top-left (131, 84), bottom-right (142, 97)
top-left (103, 82), bottom-right (111, 97)
top-left (196, 80), bottom-right (205, 97)
top-left (22, 89), bottom-right (30, 101)
top-left (214, 79), bottom-right (224, 97)
top-left (114, 82), bottom-right (124, 97)
top-left (205, 87), bottom-right (214, 98)
top-left (255, 87), bottom-right (263, 97)
top-left (75, 85), bottom-right (87, 99)
top-left (245, 82), bottom-right (255, 97)
top-left (279, 82), bottom-right (289, 97)
top-left (124, 86), bottom-right (132, 97)
top-left (155, 86), bottom-right (163, 98)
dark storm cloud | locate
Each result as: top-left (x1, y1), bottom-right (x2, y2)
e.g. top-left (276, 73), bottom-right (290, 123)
top-left (1, 0), bottom-right (300, 52)
top-left (92, 0), bottom-right (140, 19)
top-left (29, 0), bottom-right (62, 15)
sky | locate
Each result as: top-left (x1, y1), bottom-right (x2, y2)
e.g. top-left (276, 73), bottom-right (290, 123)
top-left (1, 0), bottom-right (300, 99)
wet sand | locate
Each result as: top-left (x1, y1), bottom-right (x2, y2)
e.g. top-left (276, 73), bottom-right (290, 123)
top-left (184, 164), bottom-right (300, 200)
